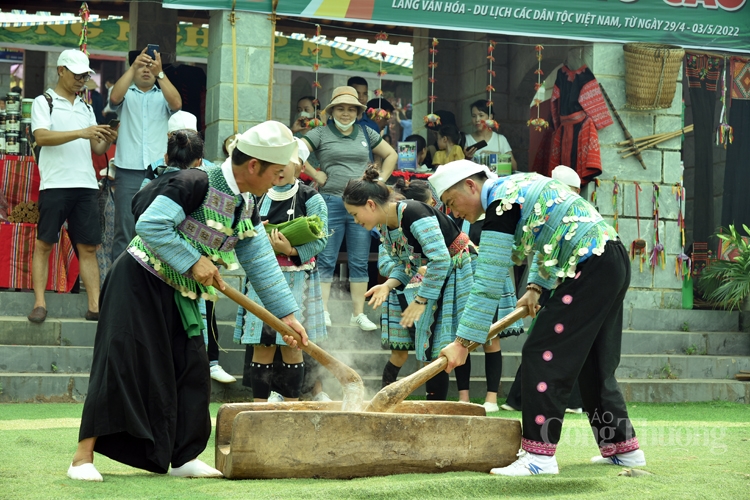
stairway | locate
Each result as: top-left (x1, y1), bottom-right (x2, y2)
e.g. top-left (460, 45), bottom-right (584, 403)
top-left (1, 286), bottom-right (749, 403)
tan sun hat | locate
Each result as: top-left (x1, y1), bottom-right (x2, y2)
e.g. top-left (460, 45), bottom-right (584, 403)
top-left (324, 86), bottom-right (366, 115)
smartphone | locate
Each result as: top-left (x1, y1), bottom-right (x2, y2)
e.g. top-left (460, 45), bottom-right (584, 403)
top-left (108, 119), bottom-right (120, 128)
top-left (146, 44), bottom-right (159, 60)
top-left (472, 140), bottom-right (488, 150)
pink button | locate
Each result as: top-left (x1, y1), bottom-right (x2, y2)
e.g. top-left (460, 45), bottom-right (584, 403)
top-left (543, 351), bottom-right (553, 361)
top-left (537, 381), bottom-right (548, 392)
top-left (562, 294), bottom-right (573, 304)
top-left (554, 323), bottom-right (564, 334)
top-left (535, 414), bottom-right (546, 425)
top-left (575, 271), bottom-right (581, 279)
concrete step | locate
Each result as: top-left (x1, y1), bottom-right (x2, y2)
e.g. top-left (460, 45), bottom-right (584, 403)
top-left (2, 372), bottom-right (747, 404)
top-left (2, 344), bottom-right (749, 384)
top-left (625, 307), bottom-right (740, 332)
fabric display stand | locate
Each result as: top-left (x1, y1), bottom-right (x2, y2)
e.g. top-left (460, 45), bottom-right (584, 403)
top-left (720, 56), bottom-right (750, 230)
top-left (0, 154), bottom-right (79, 292)
top-left (685, 53), bottom-right (723, 245)
top-left (389, 171), bottom-right (432, 182)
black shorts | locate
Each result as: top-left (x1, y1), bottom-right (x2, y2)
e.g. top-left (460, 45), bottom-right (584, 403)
top-left (37, 188), bottom-right (101, 245)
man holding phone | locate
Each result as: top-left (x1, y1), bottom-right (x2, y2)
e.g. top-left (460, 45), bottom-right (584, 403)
top-left (109, 45), bottom-right (182, 261)
top-left (28, 49), bottom-right (118, 324)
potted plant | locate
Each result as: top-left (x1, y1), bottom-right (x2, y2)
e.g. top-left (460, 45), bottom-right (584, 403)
top-left (699, 225), bottom-right (750, 314)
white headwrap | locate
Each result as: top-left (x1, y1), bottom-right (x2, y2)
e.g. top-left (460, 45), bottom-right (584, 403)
top-left (551, 165), bottom-right (581, 189)
top-left (226, 121), bottom-right (298, 166)
top-left (429, 159), bottom-right (497, 200)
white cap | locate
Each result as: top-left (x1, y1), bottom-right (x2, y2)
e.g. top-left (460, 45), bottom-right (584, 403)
top-left (229, 120), bottom-right (298, 166)
top-left (551, 165), bottom-right (581, 189)
top-left (57, 49), bottom-right (94, 75)
top-left (429, 159), bottom-right (496, 200)
top-left (294, 137), bottom-right (310, 165)
top-left (168, 111), bottom-right (198, 133)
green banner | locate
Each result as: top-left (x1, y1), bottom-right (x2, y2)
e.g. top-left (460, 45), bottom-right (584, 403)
top-left (0, 19), bottom-right (411, 75)
top-left (165, 0), bottom-right (750, 53)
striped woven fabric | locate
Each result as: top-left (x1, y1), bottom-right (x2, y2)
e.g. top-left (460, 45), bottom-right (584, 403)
top-left (0, 155), bottom-right (40, 212)
top-left (0, 222), bottom-right (78, 292)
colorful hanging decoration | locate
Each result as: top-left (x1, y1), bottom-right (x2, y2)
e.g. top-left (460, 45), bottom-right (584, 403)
top-left (673, 181), bottom-right (690, 279)
top-left (368, 52), bottom-right (391, 122)
top-left (78, 3), bottom-right (91, 103)
top-left (650, 183), bottom-right (666, 271)
top-left (612, 177), bottom-right (619, 233)
top-left (307, 25), bottom-right (324, 128)
top-left (375, 31), bottom-right (388, 41)
top-left (424, 38), bottom-right (441, 128)
top-left (527, 45), bottom-right (549, 132)
top-left (589, 178), bottom-right (600, 210)
top-left (630, 182), bottom-right (648, 273)
top-left (482, 40), bottom-right (499, 131)
top-left (716, 56), bottom-right (733, 148)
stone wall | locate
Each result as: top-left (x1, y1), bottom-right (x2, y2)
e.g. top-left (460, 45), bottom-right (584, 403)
top-left (411, 35), bottom-right (685, 309)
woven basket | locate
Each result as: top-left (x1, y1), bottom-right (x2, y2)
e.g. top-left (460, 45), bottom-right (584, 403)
top-left (623, 43), bottom-right (684, 110)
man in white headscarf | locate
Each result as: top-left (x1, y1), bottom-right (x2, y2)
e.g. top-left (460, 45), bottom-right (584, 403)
top-left (68, 121), bottom-right (307, 482)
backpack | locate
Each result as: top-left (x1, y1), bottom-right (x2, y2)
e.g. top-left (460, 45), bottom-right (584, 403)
top-left (28, 93), bottom-right (53, 164)
top-left (28, 93), bottom-right (92, 163)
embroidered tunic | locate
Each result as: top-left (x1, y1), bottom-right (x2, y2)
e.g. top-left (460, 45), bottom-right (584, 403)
top-left (456, 172), bottom-right (617, 344)
top-left (234, 180), bottom-right (329, 345)
top-left (548, 65), bottom-right (613, 185)
top-left (379, 200), bottom-right (473, 361)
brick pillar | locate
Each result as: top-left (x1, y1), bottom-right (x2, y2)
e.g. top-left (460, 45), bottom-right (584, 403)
top-left (205, 10), bottom-right (273, 163)
top-left (129, 2), bottom-right (178, 64)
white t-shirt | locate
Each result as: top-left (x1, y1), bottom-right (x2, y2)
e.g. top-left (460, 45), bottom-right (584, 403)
top-left (465, 132), bottom-right (512, 155)
top-left (31, 89), bottom-right (98, 190)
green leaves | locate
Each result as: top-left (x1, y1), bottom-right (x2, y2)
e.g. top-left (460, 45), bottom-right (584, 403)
top-left (699, 225), bottom-right (750, 311)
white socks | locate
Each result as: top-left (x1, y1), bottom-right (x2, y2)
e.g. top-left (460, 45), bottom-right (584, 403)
top-left (169, 459), bottom-right (223, 478)
top-left (67, 462), bottom-right (103, 482)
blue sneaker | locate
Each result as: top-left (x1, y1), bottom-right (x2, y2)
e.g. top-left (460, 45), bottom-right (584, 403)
top-left (490, 450), bottom-right (559, 476)
top-left (591, 449), bottom-right (646, 466)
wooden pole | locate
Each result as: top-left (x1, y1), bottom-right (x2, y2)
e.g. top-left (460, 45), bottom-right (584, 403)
top-left (266, 0), bottom-right (278, 121)
top-left (600, 83), bottom-right (648, 170)
top-left (365, 307), bottom-right (528, 413)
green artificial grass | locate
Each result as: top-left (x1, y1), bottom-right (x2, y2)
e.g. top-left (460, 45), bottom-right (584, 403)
top-left (0, 401), bottom-right (748, 499)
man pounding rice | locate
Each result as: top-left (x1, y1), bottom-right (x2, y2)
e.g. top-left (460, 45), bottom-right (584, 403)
top-left (430, 160), bottom-right (645, 476)
top-left (68, 121), bottom-right (307, 481)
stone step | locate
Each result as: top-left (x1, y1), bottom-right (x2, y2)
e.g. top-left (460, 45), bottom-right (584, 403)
top-left (2, 344), bottom-right (749, 384)
top-left (2, 372), bottom-right (747, 404)
top-left (2, 289), bottom-right (738, 331)
top-left (4, 313), bottom-right (748, 360)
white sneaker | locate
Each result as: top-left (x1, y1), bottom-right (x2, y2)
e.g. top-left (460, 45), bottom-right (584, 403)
top-left (591, 449), bottom-right (646, 466)
top-left (67, 462), bottom-right (103, 481)
top-left (350, 313), bottom-right (378, 331)
top-left (565, 407), bottom-right (583, 414)
top-left (169, 459), bottom-right (223, 478)
top-left (210, 365), bottom-right (236, 384)
top-left (490, 450), bottom-right (559, 476)
top-left (267, 391), bottom-right (284, 403)
top-left (312, 391), bottom-right (332, 402)
top-left (324, 311), bottom-right (332, 327)
top-left (500, 403), bottom-right (519, 411)
top-left (483, 402), bottom-right (500, 413)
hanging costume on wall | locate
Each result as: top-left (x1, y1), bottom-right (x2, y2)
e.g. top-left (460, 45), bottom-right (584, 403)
top-left (721, 56), bottom-right (750, 231)
top-left (78, 164), bottom-right (298, 474)
top-left (686, 53), bottom-right (723, 245)
top-left (548, 65), bottom-right (613, 185)
top-left (453, 172), bottom-right (638, 459)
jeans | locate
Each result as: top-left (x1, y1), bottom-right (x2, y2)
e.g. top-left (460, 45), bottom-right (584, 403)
top-left (317, 194), bottom-right (371, 283)
top-left (112, 167), bottom-right (146, 261)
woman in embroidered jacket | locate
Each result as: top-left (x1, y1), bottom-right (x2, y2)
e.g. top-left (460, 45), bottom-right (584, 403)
top-left (67, 122), bottom-right (307, 482)
top-left (431, 160), bottom-right (644, 477)
top-left (344, 168), bottom-right (473, 401)
top-left (235, 139), bottom-right (328, 402)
